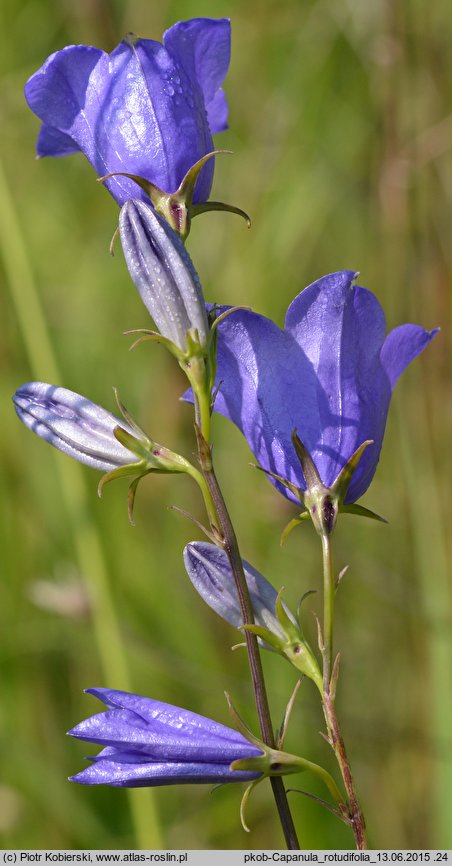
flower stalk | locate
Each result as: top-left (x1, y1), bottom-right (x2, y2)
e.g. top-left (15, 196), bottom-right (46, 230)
top-left (190, 385), bottom-right (299, 849)
top-left (319, 532), bottom-right (368, 850)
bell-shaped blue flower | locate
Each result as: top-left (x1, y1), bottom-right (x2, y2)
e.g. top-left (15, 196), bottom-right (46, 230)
top-left (24, 18), bottom-right (230, 205)
top-left (69, 688), bottom-right (262, 786)
top-left (203, 271), bottom-right (438, 504)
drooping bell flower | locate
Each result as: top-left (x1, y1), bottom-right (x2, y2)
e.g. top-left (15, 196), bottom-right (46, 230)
top-left (69, 688), bottom-right (263, 787)
top-left (24, 18), bottom-right (231, 207)
top-left (199, 271), bottom-right (437, 507)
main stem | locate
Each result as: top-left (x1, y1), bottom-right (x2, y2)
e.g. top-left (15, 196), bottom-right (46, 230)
top-left (193, 390), bottom-right (299, 850)
top-left (321, 533), bottom-right (368, 850)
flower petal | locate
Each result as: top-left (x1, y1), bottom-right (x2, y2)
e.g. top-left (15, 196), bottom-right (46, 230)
top-left (70, 757), bottom-right (259, 787)
top-left (380, 324), bottom-right (439, 390)
top-left (163, 18), bottom-right (230, 131)
top-left (37, 124), bottom-right (79, 157)
top-left (205, 88), bottom-right (229, 134)
top-left (208, 307), bottom-right (317, 499)
top-left (284, 271), bottom-right (390, 496)
top-left (13, 382), bottom-right (136, 471)
top-left (78, 688), bottom-right (261, 756)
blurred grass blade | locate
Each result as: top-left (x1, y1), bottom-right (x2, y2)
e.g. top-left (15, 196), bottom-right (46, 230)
top-left (397, 400), bottom-right (452, 845)
top-left (0, 155), bottom-right (162, 849)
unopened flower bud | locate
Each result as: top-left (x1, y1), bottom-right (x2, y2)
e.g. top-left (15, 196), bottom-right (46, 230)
top-left (13, 383), bottom-right (138, 471)
top-left (183, 541), bottom-right (293, 643)
top-left (120, 200), bottom-right (209, 353)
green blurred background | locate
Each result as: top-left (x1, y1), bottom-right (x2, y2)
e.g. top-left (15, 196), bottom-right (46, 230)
top-left (1, 0), bottom-right (451, 850)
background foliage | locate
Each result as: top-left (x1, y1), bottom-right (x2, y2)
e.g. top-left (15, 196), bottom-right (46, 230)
top-left (1, 0), bottom-right (451, 850)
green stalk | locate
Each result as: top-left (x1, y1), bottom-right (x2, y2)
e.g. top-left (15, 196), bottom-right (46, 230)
top-left (321, 533), bottom-right (335, 690)
top-left (319, 531), bottom-right (367, 850)
top-left (0, 157), bottom-right (162, 849)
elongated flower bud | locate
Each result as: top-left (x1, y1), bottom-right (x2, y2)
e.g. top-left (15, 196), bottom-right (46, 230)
top-left (13, 382), bottom-right (138, 472)
top-left (120, 200), bottom-right (209, 353)
top-left (183, 541), bottom-right (293, 640)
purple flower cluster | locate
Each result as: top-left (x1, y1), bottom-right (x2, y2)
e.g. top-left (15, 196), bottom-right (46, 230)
top-left (16, 16), bottom-right (439, 806)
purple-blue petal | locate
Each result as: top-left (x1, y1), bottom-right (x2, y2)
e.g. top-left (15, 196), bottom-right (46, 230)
top-left (69, 706), bottom-right (259, 762)
top-left (37, 124), bottom-right (79, 157)
top-left (380, 324), bottom-right (439, 390)
top-left (163, 18), bottom-right (230, 132)
top-left (75, 688), bottom-right (261, 756)
top-left (70, 758), bottom-right (259, 787)
top-left (206, 89), bottom-right (229, 134)
top-left (206, 307), bottom-right (318, 500)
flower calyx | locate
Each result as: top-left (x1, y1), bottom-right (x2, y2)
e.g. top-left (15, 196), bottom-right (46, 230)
top-left (99, 151), bottom-right (250, 241)
top-left (225, 693), bottom-right (346, 831)
top-left (240, 588), bottom-right (323, 692)
top-left (98, 391), bottom-right (198, 522)
top-left (225, 694), bottom-right (316, 780)
top-left (275, 433), bottom-right (386, 540)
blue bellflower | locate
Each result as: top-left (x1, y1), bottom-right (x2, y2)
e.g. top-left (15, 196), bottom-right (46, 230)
top-left (202, 271), bottom-right (437, 503)
top-left (69, 688), bottom-right (262, 787)
top-left (24, 18), bottom-right (230, 205)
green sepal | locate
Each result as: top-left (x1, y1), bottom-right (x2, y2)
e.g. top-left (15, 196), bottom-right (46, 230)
top-left (209, 305), bottom-right (253, 334)
top-left (97, 462), bottom-right (147, 498)
top-left (276, 680), bottom-right (302, 750)
top-left (340, 503), bottom-right (387, 523)
top-left (239, 780), bottom-right (260, 833)
top-left (113, 388), bottom-right (149, 440)
top-left (275, 587), bottom-right (301, 638)
top-left (241, 623), bottom-right (285, 652)
top-left (125, 327), bottom-right (186, 361)
top-left (113, 426), bottom-right (192, 474)
top-left (292, 429), bottom-right (322, 492)
top-left (98, 151), bottom-right (250, 240)
top-left (280, 512), bottom-right (309, 546)
top-left (292, 431), bottom-right (382, 538)
top-left (251, 463), bottom-right (302, 501)
top-left (113, 426), bottom-right (153, 463)
top-left (190, 200), bottom-right (251, 229)
top-left (225, 694), bottom-right (345, 811)
top-left (331, 440), bottom-right (374, 501)
top-left (296, 589), bottom-right (317, 629)
top-left (241, 591), bottom-right (323, 691)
